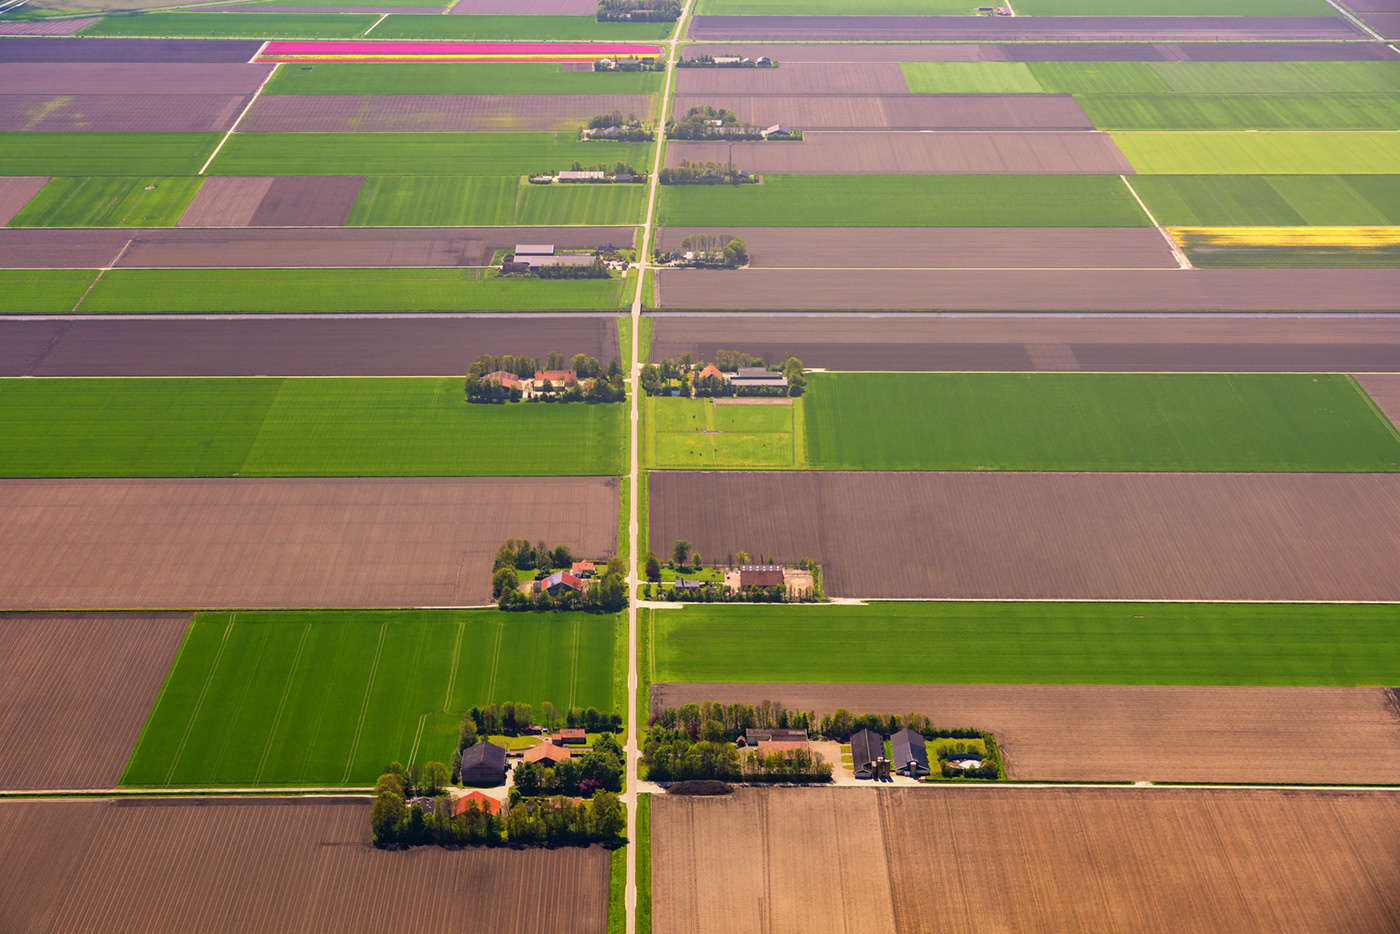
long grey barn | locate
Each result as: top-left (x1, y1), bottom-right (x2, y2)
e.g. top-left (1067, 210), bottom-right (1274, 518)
top-left (892, 729), bottom-right (930, 777)
top-left (460, 741), bottom-right (507, 785)
top-left (850, 728), bottom-right (884, 780)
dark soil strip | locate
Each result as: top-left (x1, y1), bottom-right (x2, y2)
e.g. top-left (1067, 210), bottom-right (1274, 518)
top-left (0, 94), bottom-right (248, 132)
top-left (0, 38), bottom-right (264, 63)
top-left (668, 94), bottom-right (1093, 131)
top-left (449, 0), bottom-right (598, 12)
top-left (0, 62), bottom-right (275, 95)
top-left (247, 176), bottom-right (364, 227)
top-left (685, 41), bottom-right (1400, 63)
top-left (240, 93), bottom-right (654, 133)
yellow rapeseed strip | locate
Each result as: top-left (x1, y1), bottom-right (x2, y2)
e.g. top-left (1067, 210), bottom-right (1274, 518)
top-left (1168, 227), bottom-right (1400, 248)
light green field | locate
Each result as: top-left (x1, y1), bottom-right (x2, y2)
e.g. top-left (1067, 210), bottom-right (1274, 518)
top-left (1081, 94), bottom-right (1400, 131)
top-left (73, 268), bottom-right (630, 313)
top-left (264, 62), bottom-right (664, 96)
top-left (803, 372), bottom-right (1400, 472)
top-left (208, 132), bottom-right (654, 177)
top-left (659, 175), bottom-right (1151, 227)
top-left (1131, 174), bottom-right (1400, 225)
top-left (346, 176), bottom-right (647, 226)
top-left (1152, 61), bottom-right (1400, 94)
top-left (900, 62), bottom-right (1046, 94)
top-left (906, 62), bottom-right (1400, 96)
top-left (7, 176), bottom-right (202, 227)
top-left (646, 603), bottom-right (1400, 686)
top-left (370, 13), bottom-right (671, 40)
top-left (517, 182), bottom-right (648, 226)
top-left (0, 377), bottom-right (624, 477)
top-left (81, 11), bottom-right (377, 37)
top-left (1011, 0), bottom-right (1334, 14)
top-left (0, 133), bottom-right (219, 176)
top-left (122, 610), bottom-right (617, 787)
top-left (0, 270), bottom-right (98, 313)
top-left (1114, 132), bottom-right (1400, 174)
top-left (645, 397), bottom-right (806, 469)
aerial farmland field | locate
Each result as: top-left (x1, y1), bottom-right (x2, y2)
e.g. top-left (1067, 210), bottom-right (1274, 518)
top-left (369, 13), bottom-right (671, 41)
top-left (81, 12), bottom-right (379, 38)
top-left (1080, 93), bottom-right (1400, 130)
top-left (263, 62), bottom-right (664, 96)
top-left (0, 133), bottom-right (219, 175)
top-left (0, 269), bottom-right (98, 312)
top-left (1114, 131), bottom-right (1400, 173)
top-left (346, 176), bottom-right (647, 226)
top-left (906, 61), bottom-right (1400, 95)
top-left (8, 176), bottom-right (203, 227)
top-left (644, 397), bottom-right (806, 469)
top-left (1131, 174), bottom-right (1400, 225)
top-left (122, 609), bottom-right (618, 786)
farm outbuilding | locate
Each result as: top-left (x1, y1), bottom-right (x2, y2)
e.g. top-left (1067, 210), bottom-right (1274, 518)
top-left (552, 728), bottom-right (587, 746)
top-left (460, 741), bottom-right (508, 785)
top-left (526, 742), bottom-right (572, 767)
top-left (849, 728), bottom-right (885, 780)
top-left (451, 790), bottom-right (501, 817)
top-left (743, 727), bottom-right (808, 745)
top-left (892, 728), bottom-right (930, 777)
top-left (739, 565), bottom-right (785, 587)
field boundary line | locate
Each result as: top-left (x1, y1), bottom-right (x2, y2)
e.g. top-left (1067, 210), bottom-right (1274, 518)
top-left (341, 621), bottom-right (388, 785)
top-left (69, 237), bottom-right (133, 312)
top-left (1120, 174), bottom-right (1192, 270)
top-left (1322, 0), bottom-right (1386, 40)
top-left (443, 620), bottom-right (465, 712)
top-left (199, 61), bottom-right (279, 176)
top-left (569, 615), bottom-right (581, 709)
top-left (406, 714), bottom-right (428, 767)
top-left (1349, 373), bottom-right (1400, 441)
top-left (485, 617), bottom-right (505, 702)
top-left (249, 40), bottom-right (269, 63)
top-left (118, 614), bottom-right (198, 786)
top-left (163, 612), bottom-right (237, 787)
top-left (362, 12), bottom-right (389, 34)
top-left (252, 620), bottom-right (310, 784)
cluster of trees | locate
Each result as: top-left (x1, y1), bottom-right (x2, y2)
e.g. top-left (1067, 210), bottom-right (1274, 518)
top-left (678, 54), bottom-right (779, 68)
top-left (645, 582), bottom-right (815, 603)
top-left (670, 233), bottom-right (748, 268)
top-left (640, 354), bottom-right (805, 398)
top-left (597, 0), bottom-right (681, 22)
top-left (570, 160), bottom-right (640, 176)
top-left (658, 159), bottom-right (757, 186)
top-left (492, 543), bottom-right (628, 613)
top-left (642, 730), bottom-right (831, 783)
top-left (536, 258), bottom-right (613, 280)
top-left (666, 106), bottom-right (763, 141)
top-left (587, 111), bottom-right (638, 129)
top-left (593, 55), bottom-right (665, 71)
top-left (464, 355), bottom-right (624, 404)
top-left (582, 112), bottom-right (652, 141)
top-left (493, 538), bottom-right (580, 580)
top-left (513, 732), bottom-right (624, 797)
top-left (651, 700), bottom-right (813, 738)
top-left (939, 743), bottom-right (1001, 780)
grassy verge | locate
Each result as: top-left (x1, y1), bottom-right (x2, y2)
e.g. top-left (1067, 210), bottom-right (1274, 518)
top-left (639, 315), bottom-right (653, 363)
top-left (609, 844), bottom-right (626, 934)
top-left (637, 607), bottom-right (652, 730)
top-left (637, 793), bottom-right (652, 934)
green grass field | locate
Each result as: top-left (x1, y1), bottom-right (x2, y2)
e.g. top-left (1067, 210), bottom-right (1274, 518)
top-left (645, 397), bottom-right (807, 469)
top-left (122, 610), bottom-right (617, 787)
top-left (1080, 94), bottom-right (1400, 131)
top-left (658, 175), bottom-right (1151, 227)
top-left (1114, 132), bottom-right (1400, 174)
top-left (370, 13), bottom-right (671, 40)
top-left (7, 176), bottom-right (203, 227)
top-left (647, 602), bottom-right (1400, 687)
top-left (1150, 61), bottom-right (1400, 95)
top-left (264, 62), bottom-right (664, 96)
top-left (81, 11), bottom-right (376, 37)
top-left (208, 132), bottom-right (653, 177)
top-left (904, 62), bottom-right (1400, 96)
top-left (0, 377), bottom-right (624, 477)
top-left (346, 176), bottom-right (646, 226)
top-left (73, 268), bottom-right (630, 312)
top-left (803, 373), bottom-right (1400, 472)
top-left (1011, 0), bottom-right (1334, 14)
top-left (0, 134), bottom-right (218, 176)
top-left (1131, 175), bottom-right (1400, 226)
top-left (0, 270), bottom-right (98, 313)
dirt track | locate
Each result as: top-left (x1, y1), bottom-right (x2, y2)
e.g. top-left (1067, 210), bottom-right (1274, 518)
top-left (652, 683), bottom-right (1400, 783)
top-left (0, 62), bottom-right (273, 94)
top-left (0, 94), bottom-right (248, 132)
top-left (647, 314), bottom-right (1400, 371)
top-left (0, 798), bottom-right (607, 933)
top-left (0, 316), bottom-right (620, 376)
top-left (1357, 373), bottom-right (1400, 427)
top-left (242, 94), bottom-right (655, 133)
top-left (684, 42), bottom-right (1400, 62)
top-left (670, 94), bottom-right (1092, 131)
top-left (0, 477), bottom-right (618, 609)
top-left (655, 268), bottom-right (1400, 310)
top-left (649, 471), bottom-right (1400, 601)
top-left (653, 786), bottom-right (1400, 934)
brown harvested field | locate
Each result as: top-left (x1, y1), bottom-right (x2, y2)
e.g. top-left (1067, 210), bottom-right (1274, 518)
top-left (1361, 11), bottom-right (1400, 35)
top-left (0, 62), bottom-right (274, 94)
top-left (652, 683), bottom-right (1400, 783)
top-left (0, 315), bottom-right (619, 376)
top-left (0, 798), bottom-right (607, 934)
top-left (664, 132), bottom-right (1134, 174)
top-left (0, 227), bottom-right (130, 266)
top-left (654, 227), bottom-right (1175, 269)
top-left (654, 267), bottom-right (1400, 310)
top-left (670, 93), bottom-right (1091, 131)
top-left (675, 62), bottom-right (910, 96)
top-left (0, 94), bottom-right (247, 132)
top-left (176, 175), bottom-right (273, 227)
top-left (1357, 373), bottom-right (1400, 427)
top-left (0, 17), bottom-right (97, 34)
top-left (652, 785), bottom-right (1400, 934)
top-left (647, 314), bottom-right (1400, 371)
top-left (684, 42), bottom-right (1400, 62)
top-left (247, 175), bottom-right (364, 227)
top-left (203, 3), bottom-right (442, 9)
top-left (0, 613), bottom-right (189, 790)
top-left (0, 38), bottom-right (281, 63)
top-left (649, 471), bottom-right (1400, 601)
top-left (450, 0), bottom-right (596, 13)
top-left (1346, 0), bottom-right (1400, 12)
top-left (241, 93), bottom-right (655, 133)
top-left (0, 477), bottom-right (618, 609)
top-left (685, 43), bottom-right (987, 62)
top-left (0, 175), bottom-right (46, 226)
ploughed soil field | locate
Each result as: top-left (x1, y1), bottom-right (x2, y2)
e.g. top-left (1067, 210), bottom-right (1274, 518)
top-left (0, 39), bottom-right (264, 63)
top-left (652, 786), bottom-right (1400, 934)
top-left (653, 683), bottom-right (1400, 783)
top-left (1357, 373), bottom-right (1400, 427)
top-left (654, 268), bottom-right (1400, 310)
top-left (649, 471), bottom-right (1400, 601)
top-left (674, 62), bottom-right (911, 96)
top-left (654, 227), bottom-right (1176, 269)
top-left (686, 15), bottom-right (1369, 41)
top-left (0, 477), bottom-right (617, 609)
top-left (450, 0), bottom-right (598, 12)
top-left (241, 94), bottom-right (656, 133)
top-left (0, 94), bottom-right (249, 132)
top-left (0, 226), bottom-right (633, 267)
top-left (0, 176), bottom-right (45, 226)
top-left (683, 42), bottom-right (1400, 62)
top-left (665, 132), bottom-right (1135, 174)
top-left (0, 613), bottom-right (189, 790)
top-left (670, 94), bottom-right (1092, 131)
top-left (0, 62), bottom-right (273, 94)
top-left (0, 798), bottom-right (607, 933)
top-left (647, 314), bottom-right (1400, 371)
top-left (0, 316), bottom-right (619, 377)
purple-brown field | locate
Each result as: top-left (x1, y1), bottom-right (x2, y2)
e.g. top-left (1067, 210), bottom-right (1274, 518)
top-left (675, 62), bottom-right (910, 95)
top-left (1356, 373), bottom-right (1400, 427)
top-left (684, 42), bottom-right (1400, 62)
top-left (176, 176), bottom-right (275, 227)
top-left (246, 176), bottom-right (364, 227)
top-left (0, 94), bottom-right (247, 132)
top-left (241, 94), bottom-right (654, 133)
top-left (686, 15), bottom-right (1369, 41)
top-left (0, 18), bottom-right (98, 35)
top-left (0, 175), bottom-right (46, 226)
top-left (0, 39), bottom-right (291, 63)
top-left (450, 0), bottom-right (596, 13)
top-left (0, 62), bottom-right (274, 94)
top-left (1359, 12), bottom-right (1400, 36)
top-left (669, 94), bottom-right (1092, 131)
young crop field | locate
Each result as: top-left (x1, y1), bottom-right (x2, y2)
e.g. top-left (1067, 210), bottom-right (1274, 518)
top-left (644, 397), bottom-right (807, 469)
top-left (122, 609), bottom-right (617, 787)
top-left (263, 62), bottom-right (664, 96)
top-left (1080, 93), bottom-right (1400, 131)
top-left (0, 377), bottom-right (624, 476)
top-left (1171, 226), bottom-right (1400, 267)
top-left (658, 175), bottom-right (1151, 228)
top-left (906, 62), bottom-right (1400, 96)
top-left (803, 372), bottom-right (1400, 472)
top-left (1131, 174), bottom-right (1400, 226)
top-left (370, 13), bottom-right (671, 41)
top-left (346, 176), bottom-right (646, 226)
top-left (208, 132), bottom-right (654, 177)
top-left (0, 134), bottom-right (219, 176)
top-left (81, 12), bottom-right (378, 38)
top-left (74, 268), bottom-right (631, 313)
top-left (0, 270), bottom-right (98, 313)
top-left (8, 177), bottom-right (203, 227)
top-left (1151, 60), bottom-right (1400, 95)
top-left (646, 602), bottom-right (1400, 686)
top-left (1114, 131), bottom-right (1400, 174)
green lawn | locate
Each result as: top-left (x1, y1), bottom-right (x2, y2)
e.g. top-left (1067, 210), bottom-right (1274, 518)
top-left (264, 62), bottom-right (664, 96)
top-left (1113, 132), bottom-right (1400, 174)
top-left (647, 602), bottom-right (1400, 687)
top-left (658, 175), bottom-right (1151, 227)
top-left (346, 176), bottom-right (647, 226)
top-left (1011, 0), bottom-right (1335, 14)
top-left (907, 62), bottom-right (1400, 96)
top-left (370, 13), bottom-right (671, 40)
top-left (208, 132), bottom-right (654, 176)
top-left (81, 11), bottom-right (376, 37)
top-left (0, 377), bottom-right (624, 477)
top-left (74, 268), bottom-right (630, 312)
top-left (122, 610), bottom-right (617, 787)
top-left (1080, 94), bottom-right (1400, 131)
top-left (645, 397), bottom-right (806, 469)
top-left (0, 270), bottom-right (98, 313)
top-left (803, 372), bottom-right (1400, 472)
top-left (8, 176), bottom-right (203, 227)
top-left (1131, 175), bottom-right (1400, 226)
top-left (0, 133), bottom-right (219, 176)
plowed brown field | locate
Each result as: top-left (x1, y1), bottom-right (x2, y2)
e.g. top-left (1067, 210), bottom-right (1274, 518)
top-left (242, 94), bottom-right (655, 133)
top-left (247, 175), bottom-right (363, 227)
top-left (0, 94), bottom-right (247, 132)
top-left (684, 42), bottom-right (1400, 63)
top-left (176, 176), bottom-right (274, 227)
top-left (1357, 373), bottom-right (1400, 428)
top-left (0, 62), bottom-right (273, 94)
top-left (0, 477), bottom-right (618, 609)
top-left (449, 0), bottom-right (596, 13)
top-left (675, 62), bottom-right (910, 96)
top-left (649, 471), bottom-right (1400, 601)
top-left (671, 94), bottom-right (1091, 131)
top-left (686, 15), bottom-right (1368, 41)
top-left (0, 798), bottom-right (607, 933)
top-left (0, 175), bottom-right (46, 226)
top-left (652, 683), bottom-right (1400, 783)
top-left (0, 613), bottom-right (189, 790)
top-left (654, 786), bottom-right (1400, 934)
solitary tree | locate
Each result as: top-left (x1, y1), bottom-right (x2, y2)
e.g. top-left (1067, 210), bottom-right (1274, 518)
top-left (673, 540), bottom-right (692, 567)
top-left (645, 552), bottom-right (661, 581)
top-left (422, 761), bottom-right (450, 795)
top-left (736, 550), bottom-right (750, 565)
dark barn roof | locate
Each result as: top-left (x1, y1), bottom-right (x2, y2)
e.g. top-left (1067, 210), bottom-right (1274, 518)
top-left (460, 741), bottom-right (507, 780)
top-left (891, 728), bottom-right (929, 775)
top-left (849, 728), bottom-right (882, 774)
